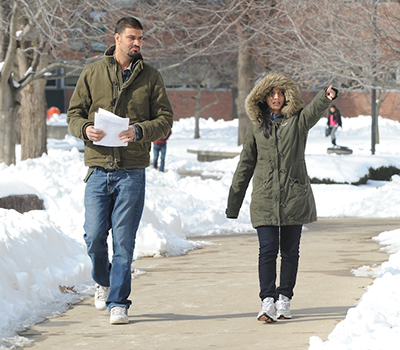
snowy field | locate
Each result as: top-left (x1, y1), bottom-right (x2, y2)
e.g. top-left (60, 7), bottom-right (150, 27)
top-left (0, 114), bottom-right (400, 349)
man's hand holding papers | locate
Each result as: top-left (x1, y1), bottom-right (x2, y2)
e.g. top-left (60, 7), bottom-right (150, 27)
top-left (86, 108), bottom-right (132, 147)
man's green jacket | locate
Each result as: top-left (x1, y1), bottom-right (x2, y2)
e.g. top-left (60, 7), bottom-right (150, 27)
top-left (67, 45), bottom-right (173, 171)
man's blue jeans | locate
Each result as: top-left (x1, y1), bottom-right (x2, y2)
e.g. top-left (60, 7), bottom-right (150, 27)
top-left (84, 167), bottom-right (145, 310)
top-left (256, 225), bottom-right (302, 301)
top-left (153, 144), bottom-right (167, 172)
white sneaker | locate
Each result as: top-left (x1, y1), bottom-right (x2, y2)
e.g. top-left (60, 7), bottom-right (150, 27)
top-left (276, 294), bottom-right (292, 319)
top-left (94, 284), bottom-right (110, 310)
top-left (110, 306), bottom-right (129, 324)
top-left (257, 297), bottom-right (277, 322)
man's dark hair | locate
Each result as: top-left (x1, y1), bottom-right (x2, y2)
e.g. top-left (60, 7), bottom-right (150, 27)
top-left (115, 17), bottom-right (143, 34)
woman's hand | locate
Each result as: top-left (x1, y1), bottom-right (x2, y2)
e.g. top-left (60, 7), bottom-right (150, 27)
top-left (326, 85), bottom-right (336, 100)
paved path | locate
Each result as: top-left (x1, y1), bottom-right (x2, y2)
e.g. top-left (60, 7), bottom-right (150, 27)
top-left (25, 218), bottom-right (400, 349)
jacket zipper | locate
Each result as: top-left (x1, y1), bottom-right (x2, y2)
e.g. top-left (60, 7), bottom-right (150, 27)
top-left (110, 62), bottom-right (120, 167)
top-left (111, 62), bottom-right (120, 115)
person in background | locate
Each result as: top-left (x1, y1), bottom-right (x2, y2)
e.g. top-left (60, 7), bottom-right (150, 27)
top-left (327, 105), bottom-right (342, 146)
top-left (67, 17), bottom-right (173, 325)
top-left (153, 130), bottom-right (172, 172)
top-left (226, 73), bottom-right (337, 323)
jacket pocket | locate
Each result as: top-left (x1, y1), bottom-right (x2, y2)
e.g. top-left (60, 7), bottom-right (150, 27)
top-left (284, 178), bottom-right (314, 221)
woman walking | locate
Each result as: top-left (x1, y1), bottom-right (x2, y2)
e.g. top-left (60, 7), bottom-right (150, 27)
top-left (327, 105), bottom-right (342, 146)
top-left (226, 73), bottom-right (337, 322)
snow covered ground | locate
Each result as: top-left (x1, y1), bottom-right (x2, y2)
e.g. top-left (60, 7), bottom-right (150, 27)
top-left (0, 114), bottom-right (399, 349)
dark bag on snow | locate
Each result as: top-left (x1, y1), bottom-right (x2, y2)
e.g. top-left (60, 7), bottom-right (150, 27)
top-left (325, 127), bottom-right (332, 137)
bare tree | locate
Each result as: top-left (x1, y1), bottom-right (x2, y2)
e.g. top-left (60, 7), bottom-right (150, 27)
top-left (210, 0), bottom-right (279, 145)
top-left (6, 0), bottom-right (397, 164)
top-left (0, 0), bottom-right (122, 165)
top-left (137, 0), bottom-right (400, 149)
top-left (164, 55), bottom-right (232, 138)
top-left (131, 0), bottom-right (280, 145)
top-left (269, 0), bottom-right (400, 154)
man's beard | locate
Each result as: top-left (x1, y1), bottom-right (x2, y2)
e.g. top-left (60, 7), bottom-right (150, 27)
top-left (128, 47), bottom-right (140, 57)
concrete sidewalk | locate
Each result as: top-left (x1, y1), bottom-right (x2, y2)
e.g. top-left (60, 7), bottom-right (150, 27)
top-left (25, 218), bottom-right (400, 349)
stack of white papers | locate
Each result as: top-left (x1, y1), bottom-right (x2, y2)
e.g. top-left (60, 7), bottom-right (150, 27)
top-left (93, 108), bottom-right (129, 147)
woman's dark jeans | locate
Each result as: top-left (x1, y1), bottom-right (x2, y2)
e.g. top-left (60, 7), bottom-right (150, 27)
top-left (256, 225), bottom-right (302, 301)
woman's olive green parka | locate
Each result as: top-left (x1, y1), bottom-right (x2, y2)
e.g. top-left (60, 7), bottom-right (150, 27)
top-left (226, 73), bottom-right (337, 227)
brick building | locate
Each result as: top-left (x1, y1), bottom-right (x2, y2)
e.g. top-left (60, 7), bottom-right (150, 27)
top-left (46, 79), bottom-right (400, 123)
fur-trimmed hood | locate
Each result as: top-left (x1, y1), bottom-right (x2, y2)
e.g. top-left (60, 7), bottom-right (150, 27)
top-left (245, 73), bottom-right (303, 123)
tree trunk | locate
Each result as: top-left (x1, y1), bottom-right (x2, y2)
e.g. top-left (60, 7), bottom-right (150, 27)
top-left (0, 80), bottom-right (17, 165)
top-left (371, 88), bottom-right (376, 155)
top-left (231, 86), bottom-right (238, 120)
top-left (18, 53), bottom-right (48, 161)
top-left (375, 90), bottom-right (385, 145)
top-left (194, 88), bottom-right (201, 139)
top-left (0, 1), bottom-right (19, 165)
top-left (236, 26), bottom-right (254, 145)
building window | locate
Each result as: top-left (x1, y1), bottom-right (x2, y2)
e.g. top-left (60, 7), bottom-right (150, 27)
top-left (45, 70), bottom-right (60, 88)
top-left (64, 68), bottom-right (82, 87)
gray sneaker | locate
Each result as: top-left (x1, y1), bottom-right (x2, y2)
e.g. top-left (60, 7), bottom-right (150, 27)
top-left (94, 284), bottom-right (110, 310)
top-left (276, 294), bottom-right (292, 319)
top-left (110, 306), bottom-right (129, 324)
top-left (257, 297), bottom-right (277, 322)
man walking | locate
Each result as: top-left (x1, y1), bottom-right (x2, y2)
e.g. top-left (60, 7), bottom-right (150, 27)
top-left (67, 17), bottom-right (173, 324)
top-left (153, 130), bottom-right (172, 172)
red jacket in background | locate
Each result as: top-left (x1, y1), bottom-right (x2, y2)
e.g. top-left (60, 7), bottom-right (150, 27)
top-left (153, 130), bottom-right (172, 146)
